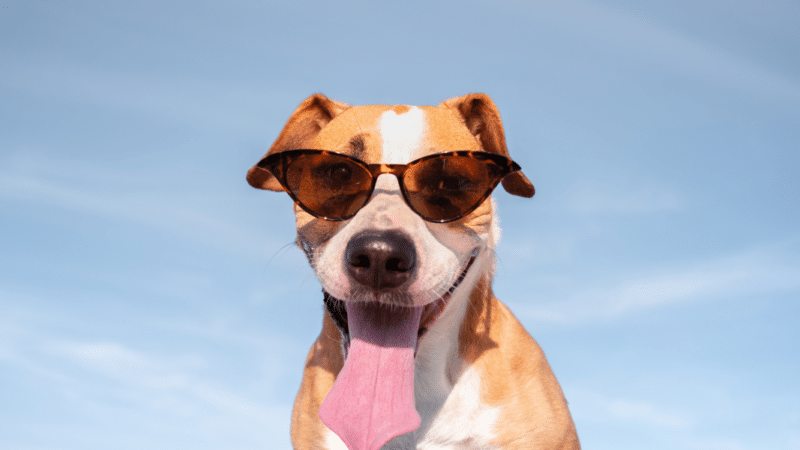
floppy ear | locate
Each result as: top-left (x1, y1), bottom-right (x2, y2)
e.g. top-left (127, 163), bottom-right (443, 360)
top-left (439, 93), bottom-right (535, 197)
top-left (247, 94), bottom-right (350, 191)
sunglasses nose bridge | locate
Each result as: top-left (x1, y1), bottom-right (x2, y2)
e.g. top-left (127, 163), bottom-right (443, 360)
top-left (366, 164), bottom-right (407, 190)
top-left (369, 163), bottom-right (405, 177)
top-left (372, 172), bottom-right (403, 194)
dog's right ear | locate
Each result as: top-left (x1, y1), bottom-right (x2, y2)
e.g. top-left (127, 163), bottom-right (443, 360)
top-left (247, 94), bottom-right (350, 191)
top-left (439, 93), bottom-right (535, 198)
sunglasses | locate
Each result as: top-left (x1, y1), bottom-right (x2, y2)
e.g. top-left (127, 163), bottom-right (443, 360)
top-left (257, 149), bottom-right (522, 223)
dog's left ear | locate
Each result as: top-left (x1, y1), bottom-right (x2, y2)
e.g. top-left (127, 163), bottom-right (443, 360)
top-left (439, 93), bottom-right (535, 197)
top-left (247, 93), bottom-right (351, 191)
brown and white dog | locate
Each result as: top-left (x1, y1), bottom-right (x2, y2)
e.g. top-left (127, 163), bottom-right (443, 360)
top-left (247, 94), bottom-right (580, 450)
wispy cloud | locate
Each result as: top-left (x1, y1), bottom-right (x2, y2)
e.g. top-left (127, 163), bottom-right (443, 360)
top-left (0, 297), bottom-right (297, 446)
top-left (565, 176), bottom-right (684, 215)
top-left (1, 61), bottom-right (299, 134)
top-left (521, 235), bottom-right (800, 322)
top-left (685, 439), bottom-right (751, 450)
top-left (570, 390), bottom-right (691, 428)
top-left (607, 398), bottom-right (688, 428)
top-left (516, 0), bottom-right (800, 100)
top-left (0, 155), bottom-right (285, 258)
top-left (62, 341), bottom-right (273, 417)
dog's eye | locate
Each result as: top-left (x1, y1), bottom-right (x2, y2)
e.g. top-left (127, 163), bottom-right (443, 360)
top-left (317, 163), bottom-right (353, 185)
top-left (408, 158), bottom-right (482, 195)
top-left (416, 171), bottom-right (479, 197)
top-left (330, 165), bottom-right (352, 182)
top-left (437, 175), bottom-right (473, 193)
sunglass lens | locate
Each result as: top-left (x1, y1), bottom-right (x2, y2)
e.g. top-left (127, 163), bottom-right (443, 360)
top-left (284, 153), bottom-right (372, 219)
top-left (404, 155), bottom-right (494, 221)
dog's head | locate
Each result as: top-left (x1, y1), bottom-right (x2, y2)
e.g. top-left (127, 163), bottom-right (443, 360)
top-left (248, 93), bottom-right (532, 310)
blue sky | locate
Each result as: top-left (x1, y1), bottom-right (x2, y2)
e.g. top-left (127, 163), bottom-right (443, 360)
top-left (1, 1), bottom-right (798, 449)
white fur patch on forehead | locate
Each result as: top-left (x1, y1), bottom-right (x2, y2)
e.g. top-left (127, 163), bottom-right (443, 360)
top-left (379, 107), bottom-right (426, 164)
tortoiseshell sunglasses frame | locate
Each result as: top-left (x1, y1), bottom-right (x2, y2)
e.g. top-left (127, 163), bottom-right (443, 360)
top-left (256, 149), bottom-right (522, 223)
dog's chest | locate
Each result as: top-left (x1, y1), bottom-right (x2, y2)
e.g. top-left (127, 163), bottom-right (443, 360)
top-left (412, 365), bottom-right (501, 450)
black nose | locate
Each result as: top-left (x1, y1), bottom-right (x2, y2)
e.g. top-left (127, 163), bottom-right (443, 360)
top-left (345, 231), bottom-right (416, 290)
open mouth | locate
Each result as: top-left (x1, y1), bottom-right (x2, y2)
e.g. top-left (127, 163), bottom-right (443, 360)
top-left (323, 249), bottom-right (478, 358)
top-left (318, 249), bottom-right (479, 450)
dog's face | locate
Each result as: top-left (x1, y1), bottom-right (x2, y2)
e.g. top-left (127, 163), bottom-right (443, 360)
top-left (297, 104), bottom-right (495, 308)
top-left (247, 94), bottom-right (534, 346)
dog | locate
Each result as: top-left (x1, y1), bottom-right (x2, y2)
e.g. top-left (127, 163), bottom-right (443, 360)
top-left (247, 93), bottom-right (580, 450)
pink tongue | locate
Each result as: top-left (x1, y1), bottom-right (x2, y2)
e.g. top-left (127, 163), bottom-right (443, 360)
top-left (319, 302), bottom-right (423, 450)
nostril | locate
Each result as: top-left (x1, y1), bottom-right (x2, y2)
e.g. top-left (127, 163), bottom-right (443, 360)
top-left (386, 258), bottom-right (402, 272)
top-left (385, 257), bottom-right (411, 273)
top-left (351, 254), bottom-right (371, 269)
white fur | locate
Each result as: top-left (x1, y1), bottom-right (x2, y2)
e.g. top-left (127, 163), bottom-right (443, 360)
top-left (490, 196), bottom-right (501, 250)
top-left (324, 427), bottom-right (349, 449)
top-left (379, 107), bottom-right (426, 164)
